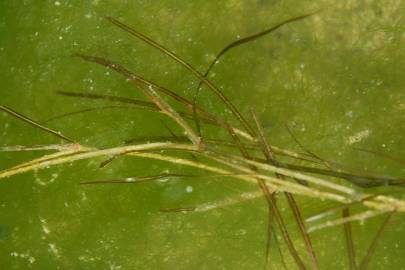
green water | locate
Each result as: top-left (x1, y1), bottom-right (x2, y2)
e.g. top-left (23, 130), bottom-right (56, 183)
top-left (0, 1), bottom-right (404, 269)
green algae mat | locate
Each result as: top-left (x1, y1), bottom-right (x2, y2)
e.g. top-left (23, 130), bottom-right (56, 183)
top-left (1, 1), bottom-right (404, 269)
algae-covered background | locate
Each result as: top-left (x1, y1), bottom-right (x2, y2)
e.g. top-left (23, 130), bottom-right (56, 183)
top-left (0, 1), bottom-right (404, 269)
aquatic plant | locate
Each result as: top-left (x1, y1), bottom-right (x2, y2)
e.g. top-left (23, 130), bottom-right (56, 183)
top-left (1, 10), bottom-right (403, 270)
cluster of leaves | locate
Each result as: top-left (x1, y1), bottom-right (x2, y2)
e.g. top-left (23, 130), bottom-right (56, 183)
top-left (1, 13), bottom-right (404, 269)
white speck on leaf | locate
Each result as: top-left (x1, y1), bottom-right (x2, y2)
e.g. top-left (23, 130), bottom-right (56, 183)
top-left (346, 129), bottom-right (371, 145)
top-left (48, 243), bottom-right (60, 258)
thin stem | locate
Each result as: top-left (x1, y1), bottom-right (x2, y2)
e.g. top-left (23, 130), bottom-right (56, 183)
top-left (0, 105), bottom-right (74, 143)
top-left (105, 16), bottom-right (256, 138)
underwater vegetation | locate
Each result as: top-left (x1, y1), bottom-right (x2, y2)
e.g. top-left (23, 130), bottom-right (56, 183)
top-left (0, 2), bottom-right (404, 269)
